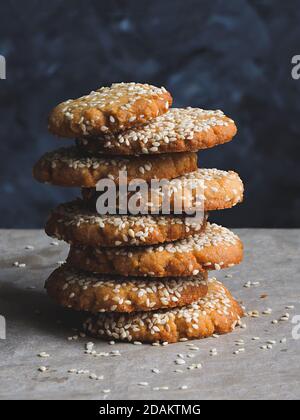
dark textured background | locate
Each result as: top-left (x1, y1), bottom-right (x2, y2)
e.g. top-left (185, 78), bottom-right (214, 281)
top-left (1, 0), bottom-right (300, 228)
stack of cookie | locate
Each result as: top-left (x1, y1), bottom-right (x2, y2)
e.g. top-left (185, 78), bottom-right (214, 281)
top-left (33, 82), bottom-right (244, 344)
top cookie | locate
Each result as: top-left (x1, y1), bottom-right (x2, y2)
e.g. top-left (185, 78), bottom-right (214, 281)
top-left (48, 83), bottom-right (172, 137)
top-left (77, 107), bottom-right (237, 155)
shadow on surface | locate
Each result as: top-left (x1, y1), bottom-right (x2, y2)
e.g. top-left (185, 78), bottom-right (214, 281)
top-left (0, 280), bottom-right (86, 339)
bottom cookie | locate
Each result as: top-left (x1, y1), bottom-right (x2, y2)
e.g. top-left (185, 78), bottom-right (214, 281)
top-left (84, 278), bottom-right (243, 343)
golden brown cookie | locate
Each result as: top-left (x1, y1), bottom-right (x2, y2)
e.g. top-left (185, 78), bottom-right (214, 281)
top-left (84, 278), bottom-right (244, 343)
top-left (77, 108), bottom-right (237, 155)
top-left (45, 200), bottom-right (207, 247)
top-left (82, 168), bottom-right (244, 212)
top-left (48, 83), bottom-right (172, 137)
top-left (33, 147), bottom-right (197, 187)
top-left (45, 265), bottom-right (208, 314)
top-left (67, 223), bottom-right (243, 277)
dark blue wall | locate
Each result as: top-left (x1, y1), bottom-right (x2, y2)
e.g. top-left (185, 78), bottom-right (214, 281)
top-left (1, 0), bottom-right (300, 228)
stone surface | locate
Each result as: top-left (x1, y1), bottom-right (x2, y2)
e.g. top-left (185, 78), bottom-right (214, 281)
top-left (1, 1), bottom-right (300, 228)
top-left (0, 229), bottom-right (300, 400)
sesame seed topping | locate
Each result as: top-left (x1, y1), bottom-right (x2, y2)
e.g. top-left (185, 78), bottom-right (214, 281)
top-left (51, 82), bottom-right (170, 135)
top-left (82, 223), bottom-right (240, 262)
top-left (47, 264), bottom-right (208, 313)
top-left (48, 200), bottom-right (206, 247)
top-left (83, 278), bottom-right (241, 343)
top-left (96, 108), bottom-right (234, 153)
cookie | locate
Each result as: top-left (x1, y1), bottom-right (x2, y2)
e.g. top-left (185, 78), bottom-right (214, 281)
top-left (77, 108), bottom-right (237, 155)
top-left (82, 168), bottom-right (244, 212)
top-left (48, 83), bottom-right (172, 137)
top-left (67, 223), bottom-right (243, 277)
top-left (33, 147), bottom-right (197, 187)
top-left (45, 200), bottom-right (207, 247)
top-left (83, 278), bottom-right (244, 343)
top-left (45, 265), bottom-right (208, 314)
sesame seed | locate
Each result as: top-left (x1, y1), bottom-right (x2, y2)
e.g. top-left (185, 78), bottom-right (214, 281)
top-left (138, 382), bottom-right (149, 386)
top-left (38, 352), bottom-right (50, 358)
top-left (262, 308), bottom-right (272, 315)
top-left (77, 369), bottom-right (89, 375)
top-left (85, 342), bottom-right (94, 351)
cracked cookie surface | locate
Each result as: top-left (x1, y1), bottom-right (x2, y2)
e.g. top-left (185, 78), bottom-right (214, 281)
top-left (67, 223), bottom-right (243, 277)
top-left (33, 147), bottom-right (197, 187)
top-left (45, 200), bottom-right (207, 247)
top-left (48, 82), bottom-right (172, 137)
top-left (45, 265), bottom-right (208, 314)
top-left (77, 107), bottom-right (237, 155)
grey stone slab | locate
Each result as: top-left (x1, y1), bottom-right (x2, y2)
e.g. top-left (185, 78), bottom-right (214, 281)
top-left (0, 229), bottom-right (300, 400)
